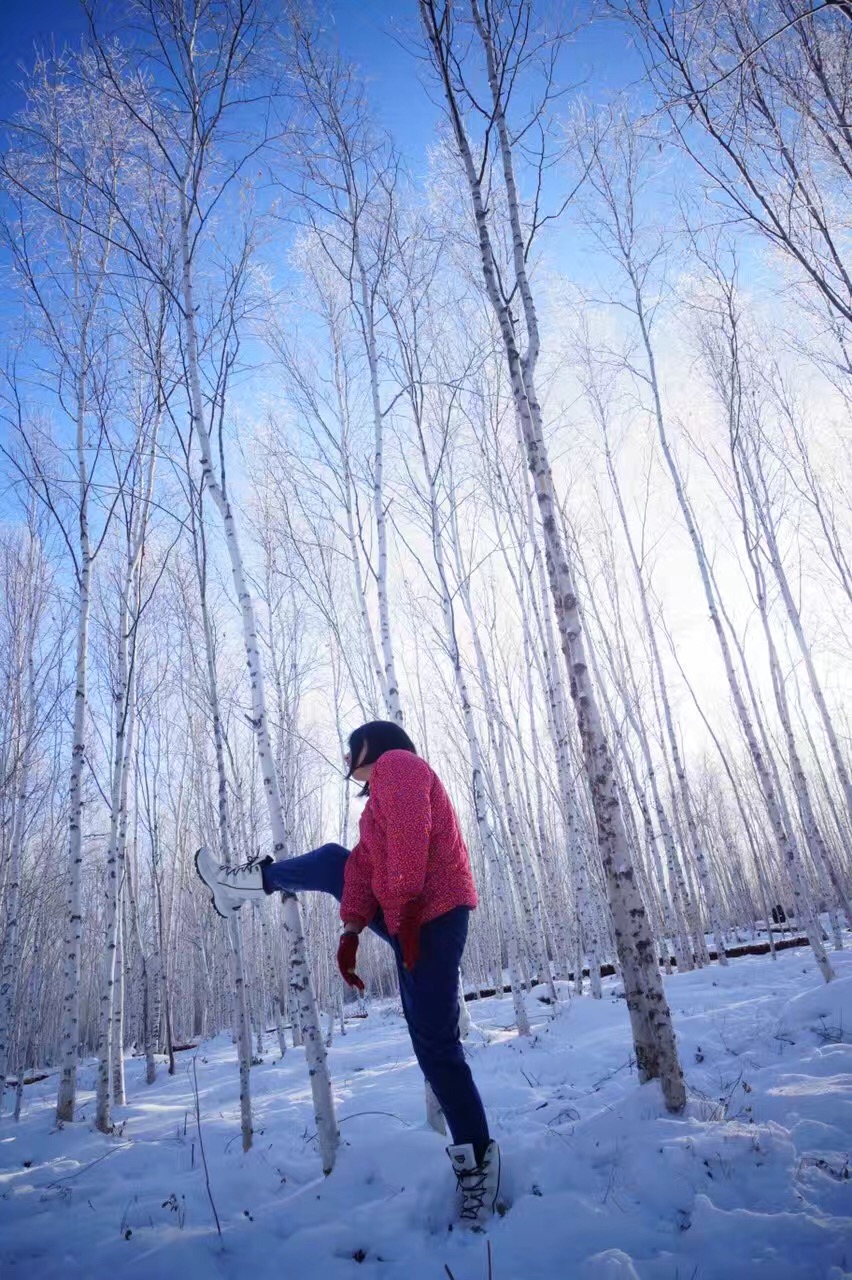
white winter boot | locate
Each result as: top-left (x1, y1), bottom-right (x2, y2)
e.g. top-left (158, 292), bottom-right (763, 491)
top-left (447, 1140), bottom-right (501, 1227)
top-left (194, 847), bottom-right (271, 918)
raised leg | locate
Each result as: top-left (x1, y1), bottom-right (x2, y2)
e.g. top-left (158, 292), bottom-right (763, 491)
top-left (262, 844), bottom-right (390, 943)
top-left (262, 843), bottom-right (349, 898)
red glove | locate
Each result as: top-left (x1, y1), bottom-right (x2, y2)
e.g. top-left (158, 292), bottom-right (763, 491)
top-left (396, 902), bottom-right (421, 972)
top-left (337, 931), bottom-right (365, 990)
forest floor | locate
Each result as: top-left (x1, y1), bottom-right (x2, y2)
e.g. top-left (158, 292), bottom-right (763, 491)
top-left (1, 943), bottom-right (851, 1280)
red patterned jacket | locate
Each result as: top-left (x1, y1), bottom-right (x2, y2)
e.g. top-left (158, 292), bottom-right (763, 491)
top-left (340, 750), bottom-right (478, 935)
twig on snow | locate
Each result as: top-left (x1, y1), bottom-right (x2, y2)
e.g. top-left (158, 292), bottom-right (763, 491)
top-left (192, 1055), bottom-right (222, 1236)
top-left (40, 1141), bottom-right (132, 1191)
top-left (303, 1110), bottom-right (412, 1144)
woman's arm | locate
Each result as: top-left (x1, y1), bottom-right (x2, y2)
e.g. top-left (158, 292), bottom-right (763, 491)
top-left (339, 840), bottom-right (378, 928)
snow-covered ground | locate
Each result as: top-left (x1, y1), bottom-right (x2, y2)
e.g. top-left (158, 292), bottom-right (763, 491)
top-left (2, 946), bottom-right (851, 1280)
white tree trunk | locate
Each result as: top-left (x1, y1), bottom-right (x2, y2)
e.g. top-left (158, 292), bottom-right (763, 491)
top-left (0, 650), bottom-right (35, 1103)
top-left (126, 842), bottom-right (157, 1085)
top-left (420, 0), bottom-right (685, 1108)
top-left (445, 499), bottom-right (531, 1035)
top-left (601, 427), bottom-right (728, 964)
top-left (751, 448), bottom-right (852, 869)
top-left (95, 401), bottom-right (158, 1132)
top-left (695, 271), bottom-right (836, 983)
top-left (111, 896), bottom-right (126, 1107)
top-left (357, 246), bottom-right (403, 724)
top-left (180, 187), bottom-right (338, 1169)
top-left (56, 368), bottom-right (93, 1124)
top-left (730, 451), bottom-right (835, 982)
top-left (95, 594), bottom-right (133, 1133)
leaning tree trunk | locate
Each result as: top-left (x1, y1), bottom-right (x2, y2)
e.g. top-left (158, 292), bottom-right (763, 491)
top-left (180, 185), bottom-right (338, 1171)
top-left (420, 0), bottom-right (685, 1109)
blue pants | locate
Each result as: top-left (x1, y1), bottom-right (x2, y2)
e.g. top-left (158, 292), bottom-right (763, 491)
top-left (263, 843), bottom-right (490, 1157)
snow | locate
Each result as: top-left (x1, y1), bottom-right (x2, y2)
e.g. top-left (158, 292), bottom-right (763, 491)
top-left (2, 946), bottom-right (851, 1279)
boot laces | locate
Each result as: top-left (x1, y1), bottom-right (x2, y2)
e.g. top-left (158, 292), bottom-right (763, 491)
top-left (455, 1162), bottom-right (488, 1220)
top-left (222, 856), bottom-right (262, 880)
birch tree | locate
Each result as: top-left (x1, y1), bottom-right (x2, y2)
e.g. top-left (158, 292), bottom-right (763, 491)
top-left (621, 0), bottom-right (852, 332)
top-left (575, 109), bottom-right (838, 982)
top-left (93, 362), bottom-right (162, 1132)
top-left (83, 0), bottom-right (339, 1167)
top-left (691, 248), bottom-right (836, 979)
top-left (419, 0), bottom-right (685, 1109)
top-left (381, 234), bottom-right (533, 1031)
top-left (285, 20), bottom-right (406, 723)
top-left (1, 56), bottom-right (136, 1121)
top-left (0, 514), bottom-right (56, 1107)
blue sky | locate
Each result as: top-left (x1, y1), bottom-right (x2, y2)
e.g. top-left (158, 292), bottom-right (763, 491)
top-left (1, 1), bottom-right (645, 171)
top-left (0, 2), bottom-right (652, 328)
top-left (1, 0), bottom-right (92, 119)
top-left (0, 1), bottom-right (660, 524)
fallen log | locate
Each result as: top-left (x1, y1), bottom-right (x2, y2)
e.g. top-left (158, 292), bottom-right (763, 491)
top-left (462, 935), bottom-right (813, 1003)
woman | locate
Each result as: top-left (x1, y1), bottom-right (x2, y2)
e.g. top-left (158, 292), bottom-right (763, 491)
top-left (194, 721), bottom-right (500, 1225)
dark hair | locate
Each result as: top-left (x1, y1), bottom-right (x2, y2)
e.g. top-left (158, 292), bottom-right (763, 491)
top-left (346, 720), bottom-right (417, 796)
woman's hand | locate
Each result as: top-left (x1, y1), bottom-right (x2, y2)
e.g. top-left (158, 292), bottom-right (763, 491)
top-left (396, 901), bottom-right (421, 972)
top-left (337, 928), bottom-right (365, 990)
